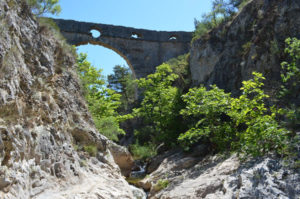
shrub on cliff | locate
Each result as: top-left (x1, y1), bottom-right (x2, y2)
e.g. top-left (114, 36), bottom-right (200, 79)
top-left (193, 0), bottom-right (250, 42)
top-left (26, 0), bottom-right (61, 16)
top-left (179, 72), bottom-right (288, 157)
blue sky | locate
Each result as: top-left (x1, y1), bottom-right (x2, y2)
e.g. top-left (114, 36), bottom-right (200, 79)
top-left (51, 0), bottom-right (212, 77)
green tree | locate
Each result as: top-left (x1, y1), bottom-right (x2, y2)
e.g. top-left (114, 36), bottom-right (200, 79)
top-left (179, 85), bottom-right (234, 151)
top-left (77, 53), bottom-right (126, 141)
top-left (26, 0), bottom-right (61, 16)
top-left (134, 64), bottom-right (183, 145)
top-left (107, 65), bottom-right (136, 113)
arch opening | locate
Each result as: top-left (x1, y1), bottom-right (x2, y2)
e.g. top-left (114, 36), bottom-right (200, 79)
top-left (76, 43), bottom-right (136, 80)
top-left (169, 35), bottom-right (178, 40)
top-left (131, 32), bottom-right (142, 39)
top-left (90, 29), bottom-right (101, 38)
top-left (76, 43), bottom-right (138, 101)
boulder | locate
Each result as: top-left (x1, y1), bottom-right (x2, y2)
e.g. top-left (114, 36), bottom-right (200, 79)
top-left (109, 142), bottom-right (134, 177)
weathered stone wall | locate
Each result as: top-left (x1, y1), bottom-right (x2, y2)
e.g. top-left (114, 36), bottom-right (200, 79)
top-left (53, 19), bottom-right (193, 79)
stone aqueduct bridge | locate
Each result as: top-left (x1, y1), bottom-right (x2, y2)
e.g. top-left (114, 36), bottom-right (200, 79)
top-left (53, 19), bottom-right (193, 78)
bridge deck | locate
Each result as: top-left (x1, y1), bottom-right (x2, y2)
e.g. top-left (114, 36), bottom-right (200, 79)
top-left (53, 18), bottom-right (193, 43)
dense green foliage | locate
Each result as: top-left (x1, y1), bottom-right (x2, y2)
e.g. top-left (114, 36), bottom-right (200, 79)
top-left (166, 53), bottom-right (191, 90)
top-left (130, 141), bottom-right (157, 160)
top-left (26, 0), bottom-right (61, 16)
top-left (128, 55), bottom-right (190, 157)
top-left (153, 179), bottom-right (169, 191)
top-left (83, 145), bottom-right (97, 157)
top-left (179, 72), bottom-right (288, 156)
top-left (77, 53), bottom-right (128, 141)
top-left (133, 64), bottom-right (184, 145)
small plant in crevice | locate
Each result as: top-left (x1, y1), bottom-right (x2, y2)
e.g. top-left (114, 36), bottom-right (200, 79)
top-left (37, 17), bottom-right (76, 56)
top-left (129, 141), bottom-right (157, 160)
top-left (80, 160), bottom-right (87, 167)
top-left (242, 41), bottom-right (252, 56)
top-left (270, 39), bottom-right (280, 56)
top-left (83, 145), bottom-right (97, 157)
top-left (153, 179), bottom-right (169, 192)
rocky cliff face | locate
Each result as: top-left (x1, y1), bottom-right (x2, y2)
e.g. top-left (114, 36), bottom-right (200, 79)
top-left (190, 0), bottom-right (300, 97)
top-left (0, 0), bottom-right (138, 198)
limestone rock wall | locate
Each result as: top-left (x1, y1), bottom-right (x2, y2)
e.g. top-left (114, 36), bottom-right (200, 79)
top-left (147, 151), bottom-right (300, 199)
top-left (0, 0), bottom-right (135, 198)
top-left (190, 0), bottom-right (300, 97)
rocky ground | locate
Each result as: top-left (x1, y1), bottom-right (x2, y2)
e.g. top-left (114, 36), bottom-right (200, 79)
top-left (139, 143), bottom-right (300, 199)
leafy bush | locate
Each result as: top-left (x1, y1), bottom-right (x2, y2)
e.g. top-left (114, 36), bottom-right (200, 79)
top-left (133, 64), bottom-right (183, 145)
top-left (130, 141), bottom-right (157, 160)
top-left (179, 72), bottom-right (288, 156)
top-left (153, 179), bottom-right (169, 192)
top-left (166, 53), bottom-right (191, 90)
top-left (93, 116), bottom-right (125, 141)
top-left (179, 85), bottom-right (234, 151)
top-left (84, 145), bottom-right (97, 157)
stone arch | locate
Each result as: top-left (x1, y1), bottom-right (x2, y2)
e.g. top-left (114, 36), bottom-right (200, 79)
top-left (76, 40), bottom-right (137, 79)
top-left (53, 18), bottom-right (193, 79)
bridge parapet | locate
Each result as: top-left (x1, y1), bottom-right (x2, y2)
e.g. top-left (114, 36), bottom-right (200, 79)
top-left (53, 19), bottom-right (192, 43)
top-left (53, 18), bottom-right (192, 79)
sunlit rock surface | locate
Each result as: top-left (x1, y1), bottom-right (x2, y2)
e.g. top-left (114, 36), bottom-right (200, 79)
top-left (0, 0), bottom-right (136, 198)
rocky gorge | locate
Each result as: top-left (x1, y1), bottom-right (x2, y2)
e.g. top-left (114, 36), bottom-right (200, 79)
top-left (0, 0), bottom-right (300, 198)
top-left (0, 0), bottom-right (142, 198)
